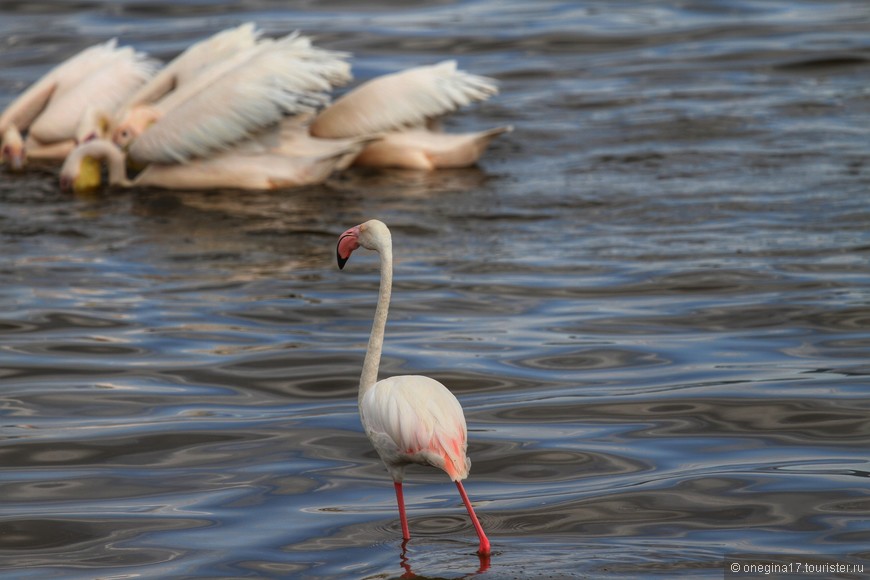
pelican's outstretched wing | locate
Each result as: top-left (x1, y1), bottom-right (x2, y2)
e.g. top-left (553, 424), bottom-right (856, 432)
top-left (121, 23), bottom-right (261, 109)
top-left (28, 46), bottom-right (157, 143)
top-left (0, 39), bottom-right (129, 132)
top-left (129, 33), bottom-right (351, 164)
top-left (311, 60), bottom-right (498, 139)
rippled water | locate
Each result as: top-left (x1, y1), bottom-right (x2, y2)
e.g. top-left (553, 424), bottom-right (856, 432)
top-left (2, 1), bottom-right (870, 578)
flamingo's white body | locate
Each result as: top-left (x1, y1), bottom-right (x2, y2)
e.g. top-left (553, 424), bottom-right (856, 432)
top-left (313, 61), bottom-right (512, 170)
top-left (0, 39), bottom-right (156, 169)
top-left (336, 219), bottom-right (491, 557)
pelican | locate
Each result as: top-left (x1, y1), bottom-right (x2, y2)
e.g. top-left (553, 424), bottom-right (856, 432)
top-left (59, 118), bottom-right (370, 192)
top-left (119, 23), bottom-right (261, 112)
top-left (60, 28), bottom-right (360, 192)
top-left (111, 30), bottom-right (351, 160)
top-left (0, 39), bottom-right (157, 170)
top-left (311, 60), bottom-right (512, 170)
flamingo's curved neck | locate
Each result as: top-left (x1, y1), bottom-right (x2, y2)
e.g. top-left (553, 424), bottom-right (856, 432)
top-left (360, 243), bottom-right (392, 398)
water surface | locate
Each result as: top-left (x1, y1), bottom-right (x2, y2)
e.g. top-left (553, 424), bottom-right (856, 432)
top-left (1, 1), bottom-right (869, 578)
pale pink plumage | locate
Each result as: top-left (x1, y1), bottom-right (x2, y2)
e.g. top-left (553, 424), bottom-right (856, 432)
top-left (58, 28), bottom-right (358, 192)
top-left (313, 61), bottom-right (512, 170)
top-left (360, 374), bottom-right (470, 482)
top-left (336, 219), bottom-right (491, 557)
top-left (59, 116), bottom-right (360, 192)
top-left (119, 23), bottom-right (261, 112)
top-left (112, 30), bottom-right (351, 165)
top-left (0, 39), bottom-right (156, 169)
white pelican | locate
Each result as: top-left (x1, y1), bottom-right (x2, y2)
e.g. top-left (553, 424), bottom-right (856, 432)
top-left (0, 39), bottom-right (157, 170)
top-left (336, 219), bottom-right (491, 557)
top-left (119, 23), bottom-right (261, 112)
top-left (111, 30), bottom-right (351, 161)
top-left (59, 118), bottom-right (370, 192)
top-left (312, 61), bottom-right (512, 170)
top-left (61, 29), bottom-right (359, 193)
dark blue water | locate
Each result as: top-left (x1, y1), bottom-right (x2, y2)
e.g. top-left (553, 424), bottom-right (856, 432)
top-left (1, 1), bottom-right (869, 578)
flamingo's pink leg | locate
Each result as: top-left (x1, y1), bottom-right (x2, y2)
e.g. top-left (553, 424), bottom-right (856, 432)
top-left (394, 481), bottom-right (411, 541)
top-left (455, 480), bottom-right (490, 556)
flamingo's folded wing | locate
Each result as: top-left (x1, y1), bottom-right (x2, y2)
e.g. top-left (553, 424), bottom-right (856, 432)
top-left (362, 375), bottom-right (471, 481)
top-left (129, 33), bottom-right (351, 164)
top-left (311, 60), bottom-right (498, 139)
top-left (122, 23), bottom-right (261, 109)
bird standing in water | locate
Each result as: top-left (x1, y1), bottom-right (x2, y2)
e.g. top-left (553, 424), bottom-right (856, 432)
top-left (336, 219), bottom-right (491, 557)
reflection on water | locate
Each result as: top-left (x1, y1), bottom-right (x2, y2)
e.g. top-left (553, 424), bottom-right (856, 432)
top-left (2, 0), bottom-right (870, 578)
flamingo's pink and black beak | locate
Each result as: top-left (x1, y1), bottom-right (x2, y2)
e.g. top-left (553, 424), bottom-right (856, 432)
top-left (336, 226), bottom-right (361, 270)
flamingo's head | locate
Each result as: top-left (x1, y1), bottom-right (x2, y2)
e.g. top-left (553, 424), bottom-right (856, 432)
top-left (60, 144), bottom-right (102, 194)
top-left (336, 219), bottom-right (391, 269)
top-left (2, 125), bottom-right (26, 172)
top-left (112, 106), bottom-right (158, 150)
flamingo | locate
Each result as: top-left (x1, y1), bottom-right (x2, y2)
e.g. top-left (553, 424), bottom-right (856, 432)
top-left (0, 39), bottom-right (157, 170)
top-left (312, 61), bottom-right (512, 170)
top-left (336, 219), bottom-right (491, 557)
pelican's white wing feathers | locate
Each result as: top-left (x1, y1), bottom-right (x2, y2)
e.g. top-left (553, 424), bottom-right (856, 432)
top-left (129, 33), bottom-right (351, 164)
top-left (311, 60), bottom-right (498, 139)
top-left (122, 23), bottom-right (261, 109)
top-left (28, 46), bottom-right (157, 143)
top-left (0, 39), bottom-right (132, 132)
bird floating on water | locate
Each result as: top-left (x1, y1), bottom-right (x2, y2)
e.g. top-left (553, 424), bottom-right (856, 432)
top-left (336, 219), bottom-right (491, 557)
top-left (111, 22), bottom-right (261, 146)
top-left (313, 60), bottom-right (513, 170)
top-left (59, 117), bottom-right (368, 192)
top-left (3, 23), bottom-right (510, 189)
top-left (60, 29), bottom-right (355, 192)
top-left (0, 39), bottom-right (157, 170)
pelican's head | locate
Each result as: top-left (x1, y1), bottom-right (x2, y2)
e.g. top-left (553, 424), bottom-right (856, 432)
top-left (336, 219), bottom-right (391, 269)
top-left (1, 125), bottom-right (26, 172)
top-left (112, 106), bottom-right (158, 150)
top-left (60, 144), bottom-right (102, 194)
